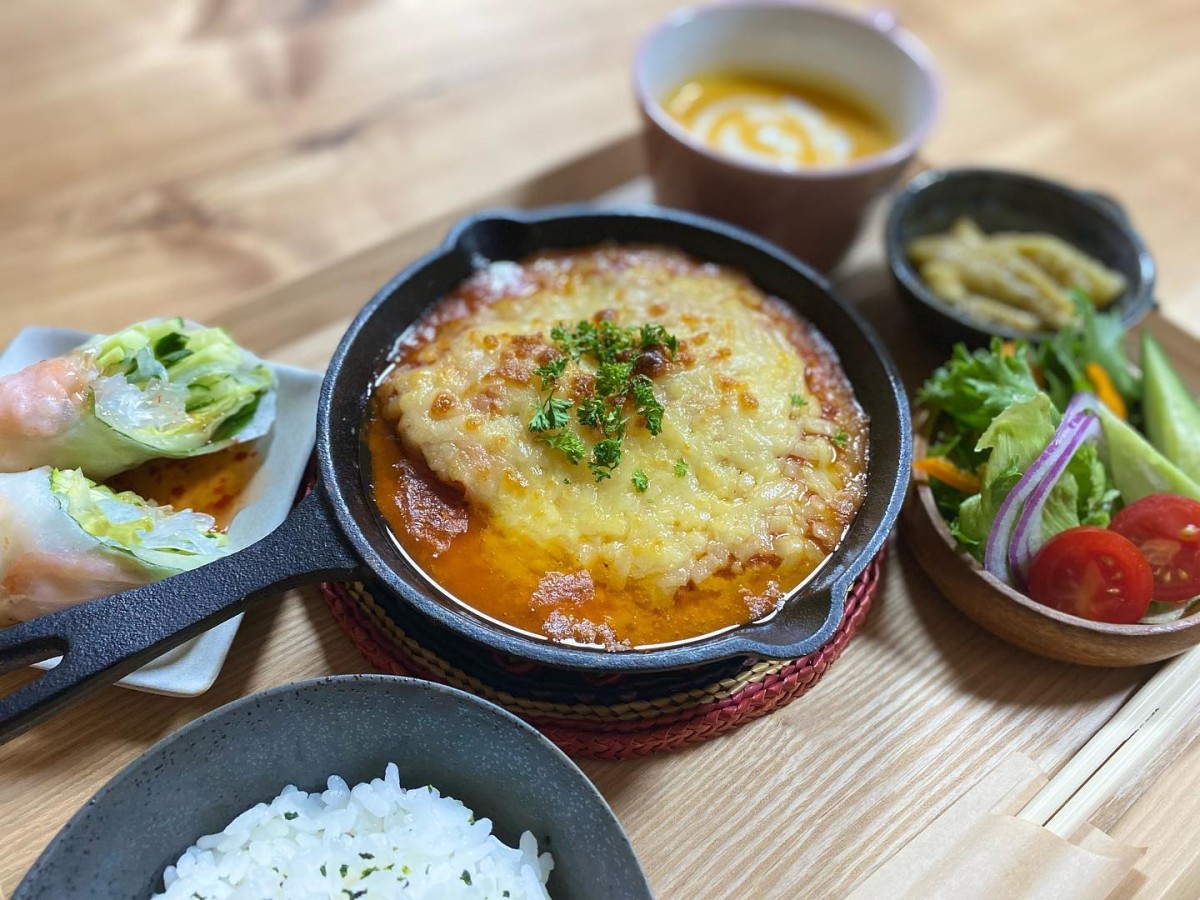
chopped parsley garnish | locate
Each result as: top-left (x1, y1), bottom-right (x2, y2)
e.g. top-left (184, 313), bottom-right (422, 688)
top-left (631, 469), bottom-right (649, 492)
top-left (595, 361), bottom-right (634, 397)
top-left (320, 864), bottom-right (327, 877)
top-left (532, 355), bottom-right (568, 388)
top-left (529, 393), bottom-right (572, 432)
top-left (576, 395), bottom-right (606, 429)
top-left (359, 853), bottom-right (374, 860)
top-left (673, 458), bottom-right (689, 477)
top-left (461, 870), bottom-right (473, 885)
top-left (640, 323), bottom-right (679, 356)
top-left (632, 375), bottom-right (664, 436)
top-left (282, 811), bottom-right (298, 820)
top-left (529, 319), bottom-right (678, 481)
top-left (339, 864), bottom-right (349, 878)
top-left (790, 393), bottom-right (807, 408)
top-left (542, 429), bottom-right (587, 464)
top-left (590, 437), bottom-right (623, 481)
top-left (832, 430), bottom-right (849, 448)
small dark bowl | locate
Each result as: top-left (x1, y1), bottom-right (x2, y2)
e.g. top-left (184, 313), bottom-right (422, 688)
top-left (885, 167), bottom-right (1156, 347)
top-left (14, 676), bottom-right (651, 899)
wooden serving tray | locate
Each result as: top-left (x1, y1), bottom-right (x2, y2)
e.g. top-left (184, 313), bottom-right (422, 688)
top-left (4, 136), bottom-right (1200, 898)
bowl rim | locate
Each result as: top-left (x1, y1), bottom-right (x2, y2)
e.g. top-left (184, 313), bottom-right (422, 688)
top-left (911, 410), bottom-right (1200, 637)
top-left (885, 166), bottom-right (1158, 342)
top-left (17, 674), bottom-right (650, 898)
top-left (632, 0), bottom-right (942, 181)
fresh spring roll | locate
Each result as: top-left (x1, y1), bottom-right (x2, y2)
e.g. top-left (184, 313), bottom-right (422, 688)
top-left (0, 318), bottom-right (275, 480)
top-left (0, 467), bottom-right (227, 625)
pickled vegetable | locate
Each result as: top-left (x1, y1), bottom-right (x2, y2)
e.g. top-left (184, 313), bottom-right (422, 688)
top-left (907, 217), bottom-right (1127, 332)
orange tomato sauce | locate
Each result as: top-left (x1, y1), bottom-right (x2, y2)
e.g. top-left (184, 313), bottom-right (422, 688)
top-left (366, 413), bottom-right (804, 649)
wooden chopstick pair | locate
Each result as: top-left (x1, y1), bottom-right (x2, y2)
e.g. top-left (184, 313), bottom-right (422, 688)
top-left (1017, 647), bottom-right (1200, 838)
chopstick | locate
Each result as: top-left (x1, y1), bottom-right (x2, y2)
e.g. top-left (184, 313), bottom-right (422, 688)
top-left (1017, 646), bottom-right (1200, 837)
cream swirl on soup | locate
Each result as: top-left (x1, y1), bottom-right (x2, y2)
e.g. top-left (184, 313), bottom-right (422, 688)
top-left (663, 72), bottom-right (893, 170)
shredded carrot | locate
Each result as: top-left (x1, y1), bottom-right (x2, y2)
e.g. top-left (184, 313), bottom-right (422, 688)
top-left (913, 457), bottom-right (982, 493)
top-left (1003, 340), bottom-right (1044, 385)
top-left (1085, 362), bottom-right (1127, 420)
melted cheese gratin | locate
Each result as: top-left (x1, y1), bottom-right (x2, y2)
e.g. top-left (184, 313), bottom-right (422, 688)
top-left (373, 247), bottom-right (867, 649)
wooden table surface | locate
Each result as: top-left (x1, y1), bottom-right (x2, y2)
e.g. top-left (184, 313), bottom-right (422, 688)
top-left (2, 1), bottom-right (1200, 897)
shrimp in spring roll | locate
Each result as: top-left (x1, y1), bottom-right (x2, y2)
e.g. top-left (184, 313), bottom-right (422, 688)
top-left (0, 467), bottom-right (227, 624)
top-left (0, 318), bottom-right (275, 480)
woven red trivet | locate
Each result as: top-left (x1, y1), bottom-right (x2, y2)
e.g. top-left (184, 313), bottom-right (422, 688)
top-left (321, 548), bottom-right (884, 760)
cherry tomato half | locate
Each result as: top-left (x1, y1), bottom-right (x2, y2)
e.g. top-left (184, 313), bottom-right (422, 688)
top-left (1027, 526), bottom-right (1154, 624)
top-left (1110, 494), bottom-right (1200, 603)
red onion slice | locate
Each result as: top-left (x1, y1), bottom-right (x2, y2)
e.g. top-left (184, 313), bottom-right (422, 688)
top-left (984, 393), bottom-right (1102, 585)
top-left (1007, 396), bottom-right (1104, 587)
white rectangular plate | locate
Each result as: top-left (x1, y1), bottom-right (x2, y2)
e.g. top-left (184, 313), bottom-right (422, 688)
top-left (0, 326), bottom-right (323, 697)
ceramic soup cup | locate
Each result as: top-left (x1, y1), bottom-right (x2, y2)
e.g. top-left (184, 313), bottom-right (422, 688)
top-left (635, 0), bottom-right (940, 270)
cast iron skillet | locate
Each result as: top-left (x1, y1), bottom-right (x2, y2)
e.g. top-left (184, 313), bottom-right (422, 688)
top-left (0, 206), bottom-right (911, 744)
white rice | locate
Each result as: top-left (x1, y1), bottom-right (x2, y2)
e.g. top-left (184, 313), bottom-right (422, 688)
top-left (153, 763), bottom-right (554, 900)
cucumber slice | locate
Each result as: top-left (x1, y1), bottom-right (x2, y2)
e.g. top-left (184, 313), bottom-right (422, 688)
top-left (1142, 332), bottom-right (1200, 482)
top-left (1095, 403), bottom-right (1200, 503)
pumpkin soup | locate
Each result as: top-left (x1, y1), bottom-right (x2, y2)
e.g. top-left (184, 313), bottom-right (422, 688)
top-left (662, 72), bottom-right (893, 169)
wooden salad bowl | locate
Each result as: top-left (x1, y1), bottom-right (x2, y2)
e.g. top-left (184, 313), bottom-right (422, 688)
top-left (903, 412), bottom-right (1200, 667)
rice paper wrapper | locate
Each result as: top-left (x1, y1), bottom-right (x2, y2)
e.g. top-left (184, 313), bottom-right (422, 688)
top-left (848, 754), bottom-right (1143, 900)
top-left (0, 322), bottom-right (275, 481)
top-left (0, 326), bottom-right (322, 695)
top-left (0, 468), bottom-right (163, 624)
top-left (0, 385), bottom-right (276, 481)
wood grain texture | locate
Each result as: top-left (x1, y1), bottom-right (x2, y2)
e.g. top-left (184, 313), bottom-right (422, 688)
top-left (0, 0), bottom-right (1197, 346)
top-left (3, 163), bottom-right (1199, 897)
top-left (2, 1), bottom-right (1200, 897)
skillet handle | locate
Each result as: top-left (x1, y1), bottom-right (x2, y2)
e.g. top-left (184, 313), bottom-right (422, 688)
top-left (0, 487), bottom-right (359, 745)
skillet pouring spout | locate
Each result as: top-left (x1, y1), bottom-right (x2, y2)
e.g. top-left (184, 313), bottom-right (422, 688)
top-left (0, 488), bottom-right (359, 745)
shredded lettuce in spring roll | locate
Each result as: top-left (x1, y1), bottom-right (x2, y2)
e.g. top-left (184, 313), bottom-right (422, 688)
top-left (0, 467), bottom-right (227, 624)
top-left (0, 318), bottom-right (275, 480)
